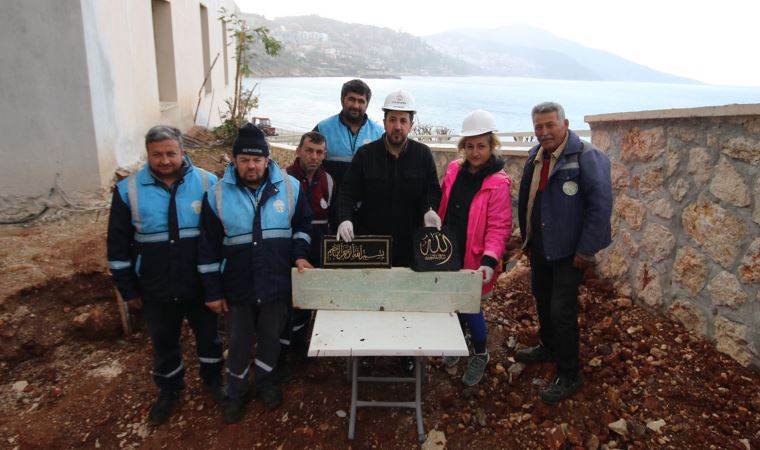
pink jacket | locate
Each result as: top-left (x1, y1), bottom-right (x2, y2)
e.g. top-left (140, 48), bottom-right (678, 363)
top-left (438, 159), bottom-right (512, 296)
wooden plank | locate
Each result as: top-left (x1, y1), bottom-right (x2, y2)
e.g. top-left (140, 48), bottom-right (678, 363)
top-left (308, 310), bottom-right (470, 357)
top-left (292, 267), bottom-right (481, 313)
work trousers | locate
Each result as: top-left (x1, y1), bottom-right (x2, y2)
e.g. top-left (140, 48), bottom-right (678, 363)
top-left (142, 299), bottom-right (224, 392)
top-left (529, 247), bottom-right (583, 379)
top-left (281, 306), bottom-right (312, 359)
top-left (226, 300), bottom-right (288, 399)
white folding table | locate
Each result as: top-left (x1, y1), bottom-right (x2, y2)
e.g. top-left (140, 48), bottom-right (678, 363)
top-left (308, 310), bottom-right (469, 442)
top-left (292, 267), bottom-right (481, 442)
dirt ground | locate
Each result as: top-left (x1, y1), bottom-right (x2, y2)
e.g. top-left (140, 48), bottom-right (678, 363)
top-left (1, 149), bottom-right (759, 450)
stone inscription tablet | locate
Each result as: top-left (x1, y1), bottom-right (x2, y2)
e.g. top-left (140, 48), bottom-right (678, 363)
top-left (322, 235), bottom-right (392, 268)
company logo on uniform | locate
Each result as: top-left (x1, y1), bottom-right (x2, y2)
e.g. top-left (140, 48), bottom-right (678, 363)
top-left (191, 200), bottom-right (202, 214)
top-left (562, 181), bottom-right (578, 196)
top-left (273, 199), bottom-right (286, 213)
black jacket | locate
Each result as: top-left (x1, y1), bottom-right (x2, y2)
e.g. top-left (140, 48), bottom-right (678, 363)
top-left (337, 135), bottom-right (441, 266)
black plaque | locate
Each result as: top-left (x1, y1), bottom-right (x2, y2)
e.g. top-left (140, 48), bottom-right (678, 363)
top-left (411, 226), bottom-right (462, 272)
top-left (322, 235), bottom-right (392, 268)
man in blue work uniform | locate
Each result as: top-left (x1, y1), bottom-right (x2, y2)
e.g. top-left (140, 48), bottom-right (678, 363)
top-left (107, 125), bottom-right (225, 426)
top-left (314, 79), bottom-right (383, 231)
top-left (517, 102), bottom-right (613, 404)
top-left (197, 123), bottom-right (313, 423)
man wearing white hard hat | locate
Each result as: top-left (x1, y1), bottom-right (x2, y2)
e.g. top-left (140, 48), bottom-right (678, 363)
top-left (336, 90), bottom-right (442, 374)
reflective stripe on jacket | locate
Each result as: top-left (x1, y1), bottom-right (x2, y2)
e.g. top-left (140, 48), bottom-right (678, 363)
top-left (197, 161), bottom-right (312, 305)
top-left (106, 158), bottom-right (217, 302)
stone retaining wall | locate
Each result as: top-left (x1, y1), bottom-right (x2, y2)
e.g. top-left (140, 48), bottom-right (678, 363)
top-left (586, 104), bottom-right (760, 369)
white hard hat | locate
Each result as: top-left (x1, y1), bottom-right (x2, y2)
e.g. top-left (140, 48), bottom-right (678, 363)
top-left (382, 90), bottom-right (416, 112)
top-left (460, 109), bottom-right (497, 137)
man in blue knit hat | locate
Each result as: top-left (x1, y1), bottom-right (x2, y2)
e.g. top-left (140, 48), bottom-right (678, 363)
top-left (198, 123), bottom-right (313, 423)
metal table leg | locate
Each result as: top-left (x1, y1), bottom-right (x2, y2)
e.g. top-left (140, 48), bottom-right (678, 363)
top-left (348, 356), bottom-right (358, 440)
top-left (415, 356), bottom-right (425, 443)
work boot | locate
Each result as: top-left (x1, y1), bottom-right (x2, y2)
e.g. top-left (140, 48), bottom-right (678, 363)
top-left (258, 386), bottom-right (283, 411)
top-left (400, 356), bottom-right (416, 376)
top-left (274, 359), bottom-right (294, 385)
top-left (223, 396), bottom-right (248, 424)
top-left (461, 352), bottom-right (489, 386)
top-left (443, 356), bottom-right (460, 368)
top-left (148, 389), bottom-right (180, 426)
top-left (540, 375), bottom-right (583, 404)
top-left (515, 345), bottom-right (553, 364)
top-left (203, 376), bottom-right (227, 406)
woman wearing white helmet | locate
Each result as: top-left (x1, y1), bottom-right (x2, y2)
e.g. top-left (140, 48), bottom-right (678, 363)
top-left (437, 109), bottom-right (513, 386)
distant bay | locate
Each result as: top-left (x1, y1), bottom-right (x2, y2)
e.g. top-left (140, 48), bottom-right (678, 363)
top-left (247, 76), bottom-right (760, 133)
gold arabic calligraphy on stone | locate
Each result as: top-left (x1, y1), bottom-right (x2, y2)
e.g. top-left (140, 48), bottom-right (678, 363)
top-left (326, 243), bottom-right (386, 262)
top-left (418, 232), bottom-right (453, 265)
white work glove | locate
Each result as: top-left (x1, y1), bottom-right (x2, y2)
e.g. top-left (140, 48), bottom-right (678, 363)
top-left (337, 220), bottom-right (354, 242)
top-left (423, 209), bottom-right (442, 230)
top-left (478, 266), bottom-right (494, 285)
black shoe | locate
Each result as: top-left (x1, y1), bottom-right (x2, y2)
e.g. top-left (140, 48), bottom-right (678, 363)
top-left (203, 376), bottom-right (227, 406)
top-left (515, 345), bottom-right (553, 364)
top-left (540, 376), bottom-right (583, 404)
top-left (148, 390), bottom-right (181, 425)
top-left (401, 356), bottom-right (416, 376)
top-left (274, 360), bottom-right (294, 385)
top-left (258, 387), bottom-right (283, 411)
top-left (223, 396), bottom-right (248, 424)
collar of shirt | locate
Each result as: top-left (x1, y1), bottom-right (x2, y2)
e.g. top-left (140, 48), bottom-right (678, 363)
top-left (533, 131), bottom-right (570, 166)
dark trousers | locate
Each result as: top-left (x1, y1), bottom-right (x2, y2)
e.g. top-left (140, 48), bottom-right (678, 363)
top-left (142, 300), bottom-right (224, 392)
top-left (226, 301), bottom-right (288, 399)
top-left (281, 306), bottom-right (312, 358)
top-left (530, 248), bottom-right (583, 379)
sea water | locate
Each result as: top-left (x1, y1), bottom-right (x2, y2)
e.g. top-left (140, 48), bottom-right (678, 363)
top-left (246, 76), bottom-right (760, 132)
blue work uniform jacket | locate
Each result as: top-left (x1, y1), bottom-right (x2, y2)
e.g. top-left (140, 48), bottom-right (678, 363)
top-left (107, 157), bottom-right (217, 302)
top-left (517, 130), bottom-right (613, 261)
top-left (315, 113), bottom-right (383, 187)
top-left (197, 161), bottom-right (312, 305)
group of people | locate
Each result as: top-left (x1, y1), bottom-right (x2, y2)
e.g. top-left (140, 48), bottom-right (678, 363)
top-left (106, 78), bottom-right (612, 426)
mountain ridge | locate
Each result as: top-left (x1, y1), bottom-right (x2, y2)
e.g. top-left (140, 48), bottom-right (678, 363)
top-left (242, 14), bottom-right (697, 84)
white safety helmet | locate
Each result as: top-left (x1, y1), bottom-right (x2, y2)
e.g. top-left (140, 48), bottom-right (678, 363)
top-left (460, 109), bottom-right (497, 137)
top-left (382, 90), bottom-right (416, 112)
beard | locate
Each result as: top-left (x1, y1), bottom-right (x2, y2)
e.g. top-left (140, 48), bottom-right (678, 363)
top-left (342, 108), bottom-right (363, 124)
top-left (386, 132), bottom-right (407, 147)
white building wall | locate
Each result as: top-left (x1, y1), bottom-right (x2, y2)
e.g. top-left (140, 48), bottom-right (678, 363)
top-left (0, 0), bottom-right (101, 205)
top-left (0, 0), bottom-right (238, 212)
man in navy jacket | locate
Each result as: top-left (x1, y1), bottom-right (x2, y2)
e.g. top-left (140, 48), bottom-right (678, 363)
top-left (198, 123), bottom-right (312, 423)
top-left (107, 125), bottom-right (224, 426)
top-left (517, 102), bottom-right (612, 404)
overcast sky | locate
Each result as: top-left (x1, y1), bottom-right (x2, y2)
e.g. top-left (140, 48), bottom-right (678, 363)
top-left (235, 0), bottom-right (759, 87)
